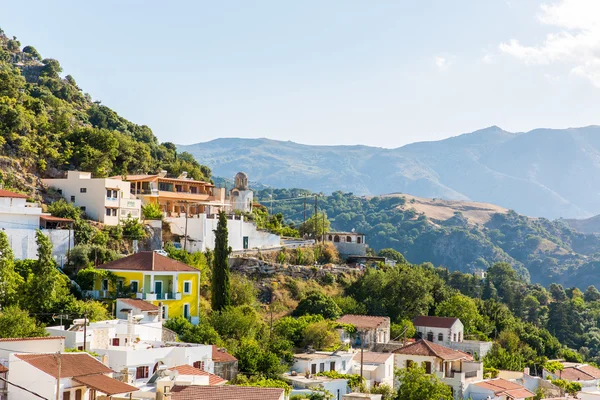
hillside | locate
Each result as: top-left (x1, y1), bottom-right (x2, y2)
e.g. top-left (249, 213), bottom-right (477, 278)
top-left (0, 30), bottom-right (211, 195)
top-left (256, 188), bottom-right (600, 289)
top-left (179, 125), bottom-right (600, 219)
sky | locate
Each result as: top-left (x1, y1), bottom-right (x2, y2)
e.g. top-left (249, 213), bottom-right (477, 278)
top-left (3, 0), bottom-right (600, 148)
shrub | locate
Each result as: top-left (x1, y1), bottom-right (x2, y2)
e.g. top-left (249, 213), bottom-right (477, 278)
top-left (142, 203), bottom-right (163, 220)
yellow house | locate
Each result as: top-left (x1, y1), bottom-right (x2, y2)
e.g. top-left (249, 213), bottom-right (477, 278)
top-left (94, 252), bottom-right (201, 324)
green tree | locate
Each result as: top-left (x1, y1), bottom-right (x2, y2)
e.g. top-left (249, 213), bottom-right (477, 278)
top-left (302, 320), bottom-right (340, 350)
top-left (122, 216), bottom-right (146, 241)
top-left (0, 306), bottom-right (47, 338)
top-left (211, 211), bottom-right (232, 311)
top-left (395, 365), bottom-right (453, 400)
top-left (0, 231), bottom-right (23, 305)
top-left (378, 248), bottom-right (407, 264)
top-left (293, 292), bottom-right (342, 320)
top-left (584, 285), bottom-right (600, 302)
top-left (435, 293), bottom-right (483, 334)
top-left (22, 45), bottom-right (41, 60)
top-left (299, 212), bottom-right (330, 239)
top-left (142, 203), bottom-right (163, 220)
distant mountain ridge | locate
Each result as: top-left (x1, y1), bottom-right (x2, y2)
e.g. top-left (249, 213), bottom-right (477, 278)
top-left (179, 125), bottom-right (600, 219)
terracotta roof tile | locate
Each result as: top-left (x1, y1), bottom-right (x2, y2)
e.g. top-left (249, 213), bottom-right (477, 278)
top-left (16, 353), bottom-right (113, 378)
top-left (97, 252), bottom-right (198, 272)
top-left (0, 337), bottom-right (64, 342)
top-left (577, 364), bottom-right (600, 379)
top-left (352, 352), bottom-right (393, 364)
top-left (169, 365), bottom-right (227, 385)
top-left (40, 215), bottom-right (73, 222)
top-left (73, 374), bottom-right (137, 395)
top-left (211, 345), bottom-right (237, 362)
top-left (0, 365), bottom-right (8, 373)
top-left (118, 298), bottom-right (159, 312)
top-left (336, 315), bottom-right (390, 330)
top-left (558, 367), bottom-right (596, 381)
top-left (504, 388), bottom-right (536, 398)
top-left (392, 340), bottom-right (472, 361)
top-left (413, 316), bottom-right (459, 329)
top-left (473, 378), bottom-right (533, 397)
top-left (171, 385), bottom-right (284, 400)
top-left (0, 189), bottom-right (28, 199)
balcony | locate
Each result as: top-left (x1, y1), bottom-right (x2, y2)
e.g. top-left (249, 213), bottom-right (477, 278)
top-left (136, 292), bottom-right (182, 301)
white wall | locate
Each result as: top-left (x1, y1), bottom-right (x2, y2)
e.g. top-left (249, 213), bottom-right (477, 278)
top-left (8, 353), bottom-right (56, 400)
top-left (291, 354), bottom-right (355, 375)
top-left (415, 320), bottom-right (464, 346)
top-left (4, 228), bottom-right (73, 260)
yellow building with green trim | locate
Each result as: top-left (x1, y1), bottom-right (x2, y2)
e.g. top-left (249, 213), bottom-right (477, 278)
top-left (93, 252), bottom-right (201, 324)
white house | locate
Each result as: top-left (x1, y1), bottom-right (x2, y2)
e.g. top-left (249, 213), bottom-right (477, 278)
top-left (43, 171), bottom-right (142, 225)
top-left (464, 378), bottom-right (535, 400)
top-left (0, 189), bottom-right (73, 260)
top-left (413, 315), bottom-right (492, 358)
top-left (8, 352), bottom-right (137, 400)
top-left (116, 298), bottom-right (161, 322)
top-left (290, 351), bottom-right (355, 376)
top-left (393, 339), bottom-right (483, 399)
top-left (229, 172), bottom-right (253, 213)
top-left (351, 352), bottom-right (394, 388)
top-left (336, 315), bottom-right (390, 350)
top-left (543, 363), bottom-right (600, 389)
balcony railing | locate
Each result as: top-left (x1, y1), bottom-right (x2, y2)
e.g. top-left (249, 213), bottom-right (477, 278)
top-left (135, 292), bottom-right (182, 301)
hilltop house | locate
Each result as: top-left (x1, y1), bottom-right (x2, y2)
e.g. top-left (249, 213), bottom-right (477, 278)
top-left (0, 189), bottom-right (73, 260)
top-left (43, 171), bottom-right (142, 225)
top-left (86, 252), bottom-right (201, 323)
top-left (393, 339), bottom-right (483, 399)
top-left (8, 352), bottom-right (137, 400)
top-left (413, 316), bottom-right (492, 358)
top-left (325, 231), bottom-right (368, 257)
top-left (337, 315), bottom-right (391, 350)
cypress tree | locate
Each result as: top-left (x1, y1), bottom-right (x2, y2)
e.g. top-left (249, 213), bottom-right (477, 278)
top-left (0, 231), bottom-right (23, 306)
top-left (211, 211), bottom-right (232, 311)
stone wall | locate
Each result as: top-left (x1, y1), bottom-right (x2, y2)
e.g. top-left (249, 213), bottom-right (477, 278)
top-left (229, 256), bottom-right (362, 280)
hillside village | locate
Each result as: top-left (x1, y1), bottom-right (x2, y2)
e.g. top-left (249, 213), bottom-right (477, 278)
top-left (3, 25), bottom-right (600, 400)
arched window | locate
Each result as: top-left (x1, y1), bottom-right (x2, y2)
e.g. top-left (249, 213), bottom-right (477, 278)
top-left (328, 235), bottom-right (333, 241)
top-left (357, 236), bottom-right (362, 244)
top-left (424, 361), bottom-right (432, 374)
top-left (334, 235), bottom-right (340, 243)
top-left (346, 236), bottom-right (352, 243)
top-left (427, 331), bottom-right (434, 342)
top-left (438, 333), bottom-right (443, 342)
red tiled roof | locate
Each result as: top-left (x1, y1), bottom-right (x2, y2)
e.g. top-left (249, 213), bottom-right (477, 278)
top-left (169, 365), bottom-right (227, 385)
top-left (16, 353), bottom-right (112, 378)
top-left (336, 315), bottom-right (390, 330)
top-left (40, 215), bottom-right (74, 222)
top-left (413, 316), bottom-right (459, 329)
top-left (473, 379), bottom-right (534, 397)
top-left (0, 365), bottom-right (8, 373)
top-left (212, 345), bottom-right (237, 362)
top-left (118, 298), bottom-right (159, 312)
top-left (171, 385), bottom-right (284, 400)
top-left (0, 189), bottom-right (28, 199)
top-left (96, 252), bottom-right (198, 272)
top-left (352, 352), bottom-right (393, 364)
top-left (0, 337), bottom-right (64, 342)
top-left (73, 374), bottom-right (137, 395)
top-left (558, 367), bottom-right (596, 381)
top-left (392, 340), bottom-right (472, 361)
top-left (577, 364), bottom-right (600, 379)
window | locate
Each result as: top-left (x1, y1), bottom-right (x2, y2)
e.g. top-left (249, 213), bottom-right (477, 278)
top-left (458, 332), bottom-right (462, 342)
top-left (438, 333), bottom-right (444, 342)
top-left (112, 338), bottom-right (120, 346)
top-left (342, 360), bottom-right (346, 370)
top-left (116, 280), bottom-right (124, 292)
top-left (330, 361), bottom-right (336, 371)
top-left (63, 391), bottom-right (71, 400)
top-left (136, 366), bottom-right (149, 379)
top-left (80, 206), bottom-right (86, 212)
top-left (130, 281), bottom-right (139, 293)
top-left (311, 364), bottom-right (316, 374)
top-left (424, 361), bottom-right (432, 374)
top-left (357, 236), bottom-right (362, 244)
top-left (427, 331), bottom-right (434, 342)
top-left (346, 236), bottom-right (352, 242)
top-left (80, 188), bottom-right (87, 193)
top-left (193, 361), bottom-right (205, 370)
top-left (70, 195), bottom-right (75, 202)
top-left (101, 279), bottom-right (109, 291)
top-left (183, 304), bottom-right (190, 319)
top-left (75, 389), bottom-right (82, 400)
top-left (334, 235), bottom-right (340, 242)
top-left (162, 305), bottom-right (168, 320)
top-left (453, 333), bottom-right (457, 342)
top-left (105, 208), bottom-right (117, 216)
top-left (319, 363), bottom-right (325, 372)
top-left (57, 189), bottom-right (62, 195)
top-left (183, 281), bottom-right (192, 294)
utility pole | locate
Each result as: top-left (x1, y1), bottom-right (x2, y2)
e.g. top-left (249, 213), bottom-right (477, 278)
top-left (322, 212), bottom-right (325, 243)
top-left (360, 331), bottom-right (364, 385)
top-left (183, 201), bottom-right (189, 252)
top-left (314, 195), bottom-right (318, 242)
top-left (55, 352), bottom-right (61, 400)
top-left (83, 312), bottom-right (87, 352)
top-left (303, 196), bottom-right (306, 225)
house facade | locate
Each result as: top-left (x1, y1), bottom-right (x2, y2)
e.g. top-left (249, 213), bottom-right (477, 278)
top-left (337, 315), bottom-right (391, 350)
top-left (230, 172), bottom-right (253, 213)
top-left (88, 252), bottom-right (201, 324)
top-left (543, 363), bottom-right (600, 389)
top-left (0, 189), bottom-right (73, 260)
top-left (211, 345), bottom-right (239, 381)
top-left (43, 171), bottom-right (142, 225)
top-left (8, 352), bottom-right (136, 400)
top-left (325, 231), bottom-right (367, 257)
top-left (413, 315), bottom-right (492, 358)
top-left (393, 339), bottom-right (483, 399)
top-left (351, 352), bottom-right (394, 388)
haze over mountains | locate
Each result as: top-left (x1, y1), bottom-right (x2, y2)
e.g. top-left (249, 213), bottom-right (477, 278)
top-left (179, 125), bottom-right (600, 219)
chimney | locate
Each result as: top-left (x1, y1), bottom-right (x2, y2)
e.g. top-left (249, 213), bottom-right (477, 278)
top-left (523, 367), bottom-right (530, 376)
top-left (158, 302), bottom-right (163, 323)
top-left (178, 171), bottom-right (188, 179)
top-left (158, 170), bottom-right (168, 178)
top-left (127, 311), bottom-right (134, 347)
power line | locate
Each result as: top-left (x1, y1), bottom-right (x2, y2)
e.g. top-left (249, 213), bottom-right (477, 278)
top-left (0, 375), bottom-right (49, 399)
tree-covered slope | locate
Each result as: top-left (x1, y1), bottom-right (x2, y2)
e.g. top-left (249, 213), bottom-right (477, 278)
top-left (0, 29), bottom-right (211, 190)
top-left (180, 125), bottom-right (600, 219)
top-left (257, 189), bottom-right (600, 289)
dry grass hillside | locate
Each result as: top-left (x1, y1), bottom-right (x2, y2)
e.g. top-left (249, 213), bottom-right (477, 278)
top-left (381, 193), bottom-right (509, 225)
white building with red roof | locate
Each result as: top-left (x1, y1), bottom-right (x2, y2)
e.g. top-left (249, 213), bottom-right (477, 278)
top-left (543, 362), bottom-right (600, 389)
top-left (0, 189), bottom-right (73, 260)
top-left (464, 378), bottom-right (535, 400)
top-left (336, 315), bottom-right (391, 350)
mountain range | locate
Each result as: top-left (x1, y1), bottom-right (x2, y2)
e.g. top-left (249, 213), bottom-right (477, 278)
top-left (179, 125), bottom-right (600, 219)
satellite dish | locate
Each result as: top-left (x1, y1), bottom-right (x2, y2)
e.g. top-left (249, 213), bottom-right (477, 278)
top-left (351, 228), bottom-right (356, 233)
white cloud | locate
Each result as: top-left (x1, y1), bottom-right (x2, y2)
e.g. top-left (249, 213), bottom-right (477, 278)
top-left (499, 0), bottom-right (600, 87)
top-left (434, 55), bottom-right (451, 70)
top-left (481, 53), bottom-right (494, 64)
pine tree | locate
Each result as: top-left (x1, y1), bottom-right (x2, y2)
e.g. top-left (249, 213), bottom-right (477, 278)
top-left (211, 211), bottom-right (232, 312)
top-left (0, 231), bottom-right (23, 306)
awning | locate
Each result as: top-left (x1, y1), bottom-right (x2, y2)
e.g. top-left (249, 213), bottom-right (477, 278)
top-left (73, 374), bottom-right (137, 395)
